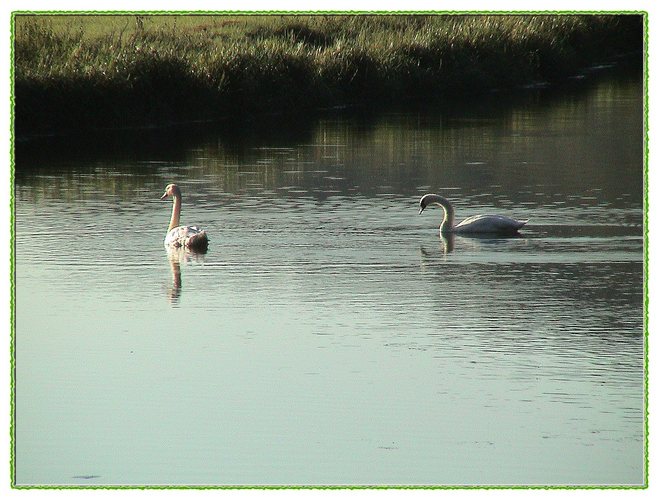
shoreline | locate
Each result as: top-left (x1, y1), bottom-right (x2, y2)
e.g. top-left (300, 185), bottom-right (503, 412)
top-left (13, 14), bottom-right (644, 140)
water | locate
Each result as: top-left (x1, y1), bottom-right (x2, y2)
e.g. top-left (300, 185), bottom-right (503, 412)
top-left (14, 69), bottom-right (645, 486)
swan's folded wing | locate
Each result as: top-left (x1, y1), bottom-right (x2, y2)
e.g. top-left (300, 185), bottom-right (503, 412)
top-left (165, 225), bottom-right (206, 246)
top-left (455, 214), bottom-right (526, 233)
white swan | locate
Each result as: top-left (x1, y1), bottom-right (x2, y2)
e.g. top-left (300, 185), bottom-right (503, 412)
top-left (418, 193), bottom-right (527, 235)
top-left (160, 183), bottom-right (209, 251)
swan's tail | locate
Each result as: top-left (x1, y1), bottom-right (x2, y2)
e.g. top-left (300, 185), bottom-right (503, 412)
top-left (186, 230), bottom-right (209, 252)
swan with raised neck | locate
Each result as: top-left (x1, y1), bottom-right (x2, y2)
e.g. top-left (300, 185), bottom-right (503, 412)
top-left (418, 193), bottom-right (527, 235)
top-left (160, 183), bottom-right (209, 252)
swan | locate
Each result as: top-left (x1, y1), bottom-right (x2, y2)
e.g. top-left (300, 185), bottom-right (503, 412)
top-left (418, 193), bottom-right (527, 235)
top-left (160, 183), bottom-right (209, 251)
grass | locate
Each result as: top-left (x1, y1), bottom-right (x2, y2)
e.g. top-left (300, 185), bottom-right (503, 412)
top-left (13, 14), bottom-right (643, 137)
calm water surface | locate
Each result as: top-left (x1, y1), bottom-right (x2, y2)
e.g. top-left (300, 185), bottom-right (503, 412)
top-left (15, 71), bottom-right (645, 486)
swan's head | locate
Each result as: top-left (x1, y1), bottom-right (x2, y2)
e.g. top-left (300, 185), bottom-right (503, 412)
top-left (419, 193), bottom-right (452, 215)
top-left (418, 194), bottom-right (431, 215)
top-left (160, 183), bottom-right (181, 200)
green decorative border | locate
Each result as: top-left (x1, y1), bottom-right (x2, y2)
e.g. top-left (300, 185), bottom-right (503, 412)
top-left (8, 9), bottom-right (650, 491)
top-left (9, 6), bottom-right (16, 495)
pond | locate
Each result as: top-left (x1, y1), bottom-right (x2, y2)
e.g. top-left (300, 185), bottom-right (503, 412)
top-left (14, 67), bottom-right (645, 487)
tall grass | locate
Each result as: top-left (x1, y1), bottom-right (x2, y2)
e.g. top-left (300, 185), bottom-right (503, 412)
top-left (13, 14), bottom-right (643, 136)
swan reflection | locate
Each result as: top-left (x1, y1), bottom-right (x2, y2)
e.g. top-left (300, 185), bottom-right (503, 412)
top-left (421, 231), bottom-right (526, 263)
top-left (440, 233), bottom-right (455, 254)
top-left (166, 247), bottom-right (206, 304)
top-left (419, 234), bottom-right (455, 262)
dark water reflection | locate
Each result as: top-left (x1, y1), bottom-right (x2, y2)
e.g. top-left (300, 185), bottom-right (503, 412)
top-left (15, 68), bottom-right (644, 486)
top-left (16, 66), bottom-right (643, 202)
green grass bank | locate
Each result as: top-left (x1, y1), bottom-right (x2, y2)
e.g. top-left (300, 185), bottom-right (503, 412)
top-left (13, 14), bottom-right (643, 138)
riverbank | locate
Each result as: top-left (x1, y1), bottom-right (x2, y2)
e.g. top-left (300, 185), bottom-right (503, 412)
top-left (13, 14), bottom-right (644, 138)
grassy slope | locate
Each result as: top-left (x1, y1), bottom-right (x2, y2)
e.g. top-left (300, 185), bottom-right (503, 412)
top-left (13, 14), bottom-right (643, 137)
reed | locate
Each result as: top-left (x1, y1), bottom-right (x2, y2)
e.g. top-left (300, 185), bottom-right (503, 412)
top-left (13, 14), bottom-right (643, 137)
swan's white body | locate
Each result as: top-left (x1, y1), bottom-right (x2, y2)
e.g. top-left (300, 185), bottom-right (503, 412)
top-left (419, 193), bottom-right (527, 235)
top-left (160, 183), bottom-right (209, 252)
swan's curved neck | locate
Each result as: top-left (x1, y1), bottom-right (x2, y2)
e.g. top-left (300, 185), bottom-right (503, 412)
top-left (168, 194), bottom-right (181, 232)
top-left (429, 195), bottom-right (455, 233)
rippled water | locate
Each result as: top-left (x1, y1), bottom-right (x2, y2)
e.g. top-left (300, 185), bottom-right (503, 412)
top-left (14, 70), bottom-right (645, 486)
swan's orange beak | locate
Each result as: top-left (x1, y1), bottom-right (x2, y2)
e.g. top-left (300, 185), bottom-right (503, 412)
top-left (418, 206), bottom-right (425, 215)
top-left (160, 192), bottom-right (169, 200)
